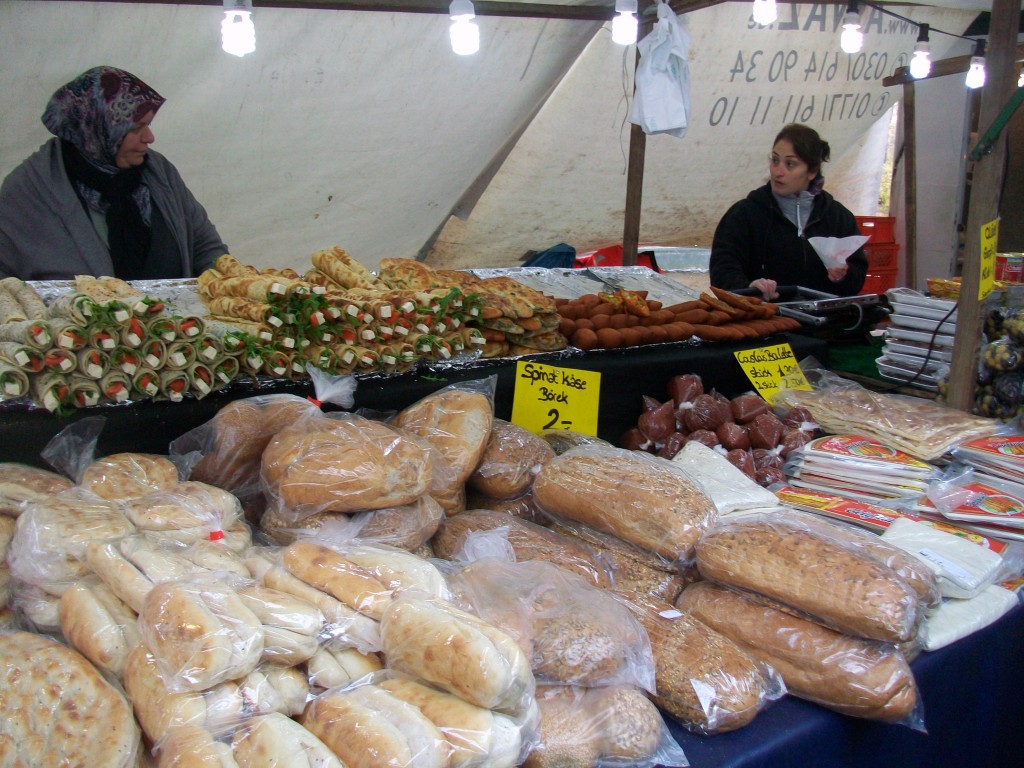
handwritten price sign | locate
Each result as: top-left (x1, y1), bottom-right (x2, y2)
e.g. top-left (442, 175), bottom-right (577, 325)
top-left (734, 342), bottom-right (811, 404)
top-left (980, 218), bottom-right (999, 301)
top-left (511, 361), bottom-right (600, 435)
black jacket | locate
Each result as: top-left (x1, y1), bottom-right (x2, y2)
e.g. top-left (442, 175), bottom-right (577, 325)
top-left (709, 183), bottom-right (868, 297)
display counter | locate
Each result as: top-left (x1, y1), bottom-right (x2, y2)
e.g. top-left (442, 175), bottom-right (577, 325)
top-left (0, 332), bottom-right (828, 468)
top-left (670, 602), bottom-right (1024, 768)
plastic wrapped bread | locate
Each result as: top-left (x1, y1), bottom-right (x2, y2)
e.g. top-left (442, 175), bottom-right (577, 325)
top-left (467, 418), bottom-right (555, 499)
top-left (0, 462), bottom-right (73, 517)
top-left (677, 581), bottom-right (920, 723)
top-left (696, 510), bottom-right (924, 643)
top-left (532, 444), bottom-right (718, 563)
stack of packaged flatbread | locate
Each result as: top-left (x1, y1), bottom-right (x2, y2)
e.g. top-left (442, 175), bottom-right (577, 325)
top-left (0, 275), bottom-right (242, 411)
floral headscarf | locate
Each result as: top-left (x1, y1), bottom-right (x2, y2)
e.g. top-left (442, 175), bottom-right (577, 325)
top-left (42, 66), bottom-right (165, 171)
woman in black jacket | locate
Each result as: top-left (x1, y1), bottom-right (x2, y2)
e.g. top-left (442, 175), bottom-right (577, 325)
top-left (709, 123), bottom-right (868, 300)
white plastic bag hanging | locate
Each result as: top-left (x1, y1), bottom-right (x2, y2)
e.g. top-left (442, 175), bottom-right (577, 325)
top-left (628, 1), bottom-right (691, 138)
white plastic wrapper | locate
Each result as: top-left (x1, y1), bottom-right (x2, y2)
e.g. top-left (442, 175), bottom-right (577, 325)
top-left (919, 585), bottom-right (1019, 651)
top-left (670, 440), bottom-right (778, 515)
top-left (808, 235), bottom-right (870, 269)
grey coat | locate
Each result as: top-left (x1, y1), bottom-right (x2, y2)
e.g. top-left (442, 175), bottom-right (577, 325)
top-left (0, 138), bottom-right (227, 280)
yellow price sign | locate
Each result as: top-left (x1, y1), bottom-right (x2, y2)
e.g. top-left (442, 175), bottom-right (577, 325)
top-left (734, 342), bottom-right (811, 404)
top-left (979, 218), bottom-right (999, 301)
top-left (511, 360), bottom-right (600, 435)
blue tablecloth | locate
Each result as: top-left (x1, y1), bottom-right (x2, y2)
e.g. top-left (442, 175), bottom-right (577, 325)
top-left (669, 602), bottom-right (1024, 768)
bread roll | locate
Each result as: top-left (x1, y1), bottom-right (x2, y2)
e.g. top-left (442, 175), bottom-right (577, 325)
top-left (307, 645), bottom-right (384, 690)
top-left (80, 452), bottom-right (179, 500)
top-left (393, 387), bottom-right (494, 483)
top-left (467, 418), bottom-right (555, 499)
top-left (695, 512), bottom-right (922, 643)
top-left (261, 415), bottom-right (435, 515)
top-left (432, 509), bottom-right (612, 589)
top-left (0, 462), bottom-right (73, 517)
top-left (301, 684), bottom-right (447, 768)
top-left (613, 589), bottom-right (779, 734)
top-left (155, 725), bottom-right (238, 768)
top-left (231, 712), bottom-right (343, 767)
top-left (522, 685), bottom-right (662, 768)
top-left (532, 445), bottom-right (718, 562)
top-left (59, 580), bottom-right (140, 679)
top-left (380, 595), bottom-right (535, 716)
top-left (677, 581), bottom-right (918, 722)
top-left (283, 540), bottom-right (393, 619)
top-left (236, 584), bottom-right (325, 636)
top-left (138, 579), bottom-right (264, 691)
top-left (334, 542), bottom-right (450, 601)
top-left (86, 540), bottom-right (154, 613)
top-left (463, 487), bottom-right (544, 523)
top-left (262, 665), bottom-right (311, 717)
top-left (0, 631), bottom-right (141, 767)
top-left (380, 677), bottom-right (523, 768)
top-left (123, 481), bottom-right (241, 533)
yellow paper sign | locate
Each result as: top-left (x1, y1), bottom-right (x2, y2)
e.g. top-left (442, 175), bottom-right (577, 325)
top-left (980, 218), bottom-right (999, 301)
top-left (511, 360), bottom-right (600, 436)
top-left (734, 342), bottom-right (811, 404)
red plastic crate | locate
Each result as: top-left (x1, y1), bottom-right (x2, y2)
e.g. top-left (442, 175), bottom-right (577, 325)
top-left (856, 216), bottom-right (896, 244)
top-left (863, 242), bottom-right (899, 270)
top-left (862, 270), bottom-right (898, 294)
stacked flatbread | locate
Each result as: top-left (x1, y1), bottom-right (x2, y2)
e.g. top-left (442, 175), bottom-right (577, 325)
top-left (775, 374), bottom-right (998, 461)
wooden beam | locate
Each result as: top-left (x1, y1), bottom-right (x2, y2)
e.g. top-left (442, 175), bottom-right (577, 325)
top-left (945, 0), bottom-right (1020, 412)
top-left (900, 80), bottom-right (918, 291)
top-left (884, 44), bottom-right (1024, 87)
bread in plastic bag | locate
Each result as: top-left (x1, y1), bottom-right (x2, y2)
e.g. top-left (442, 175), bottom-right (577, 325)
top-left (380, 593), bottom-right (536, 717)
top-left (447, 555), bottom-right (655, 691)
top-left (307, 644), bottom-right (384, 691)
top-left (79, 451), bottom-right (180, 500)
top-left (0, 462), bottom-right (74, 517)
top-left (58, 578), bottom-right (140, 680)
top-left (123, 480), bottom-right (242, 540)
top-left (464, 486), bottom-right (546, 523)
top-left (467, 418), bottom-right (555, 499)
top-left (678, 581), bottom-right (922, 726)
top-left (532, 443), bottom-right (718, 564)
top-left (696, 510), bottom-right (924, 643)
top-left (612, 588), bottom-right (785, 735)
top-left (431, 509), bottom-right (613, 589)
top-left (523, 684), bottom-right (689, 768)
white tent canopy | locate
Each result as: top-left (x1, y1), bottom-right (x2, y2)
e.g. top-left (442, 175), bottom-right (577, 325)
top-left (0, 1), bottom-right (985, 272)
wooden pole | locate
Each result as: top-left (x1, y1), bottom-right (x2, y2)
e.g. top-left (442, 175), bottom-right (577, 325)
top-left (901, 81), bottom-right (918, 291)
top-left (945, 0), bottom-right (1020, 412)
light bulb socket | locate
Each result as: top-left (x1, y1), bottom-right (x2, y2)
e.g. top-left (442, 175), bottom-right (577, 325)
top-left (916, 23), bottom-right (929, 44)
top-left (972, 38), bottom-right (986, 58)
top-left (224, 0), bottom-right (252, 11)
top-left (450, 0), bottom-right (475, 20)
top-left (615, 0), bottom-right (638, 13)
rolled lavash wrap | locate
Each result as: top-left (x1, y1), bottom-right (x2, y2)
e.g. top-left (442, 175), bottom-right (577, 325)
top-left (131, 367), bottom-right (161, 398)
top-left (174, 314), bottom-right (205, 339)
top-left (77, 347), bottom-right (111, 379)
top-left (194, 333), bottom-right (223, 363)
top-left (1, 277), bottom-right (49, 321)
top-left (188, 362), bottom-right (215, 399)
top-left (311, 246), bottom-right (382, 291)
top-left (88, 325), bottom-right (119, 351)
top-left (0, 318), bottom-right (53, 349)
top-left (120, 316), bottom-right (147, 348)
top-left (164, 340), bottom-right (197, 371)
top-left (353, 345), bottom-right (382, 374)
top-left (259, 348), bottom-right (291, 379)
top-left (0, 361), bottom-right (29, 399)
top-left (100, 369), bottom-right (132, 403)
top-left (379, 341), bottom-right (416, 373)
top-left (68, 374), bottom-right (102, 408)
top-left (0, 284), bottom-right (27, 323)
top-left (140, 338), bottom-right (167, 370)
top-left (110, 346), bottom-right (141, 375)
top-left (145, 315), bottom-right (177, 343)
top-left (32, 371), bottom-right (71, 412)
top-left (304, 344), bottom-right (338, 374)
top-left (532, 443), bottom-right (719, 565)
top-left (212, 355), bottom-right (240, 387)
top-left (206, 295), bottom-right (286, 329)
top-left (330, 344), bottom-right (358, 375)
top-left (157, 368), bottom-right (190, 402)
top-left (0, 340), bottom-right (45, 373)
top-left (203, 317), bottom-right (261, 351)
top-left (48, 291), bottom-right (99, 324)
top-left (42, 347), bottom-right (77, 374)
top-left (50, 317), bottom-right (89, 351)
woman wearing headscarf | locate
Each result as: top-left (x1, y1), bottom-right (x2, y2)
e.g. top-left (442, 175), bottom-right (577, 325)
top-left (709, 123), bottom-right (868, 300)
top-left (0, 66), bottom-right (228, 280)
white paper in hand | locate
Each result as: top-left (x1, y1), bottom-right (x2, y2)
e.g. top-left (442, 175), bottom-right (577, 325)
top-left (808, 235), bottom-right (870, 268)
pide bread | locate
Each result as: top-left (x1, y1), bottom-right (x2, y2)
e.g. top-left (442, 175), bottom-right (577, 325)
top-left (677, 581), bottom-right (918, 722)
top-left (307, 645), bottom-right (384, 690)
top-left (282, 540), bottom-right (393, 619)
top-left (613, 588), bottom-right (781, 734)
top-left (695, 512), bottom-right (922, 643)
top-left (261, 414), bottom-right (435, 516)
top-left (380, 676), bottom-right (523, 768)
top-left (393, 386), bottom-right (494, 483)
top-left (0, 631), bottom-right (140, 767)
top-left (124, 646), bottom-right (208, 744)
top-left (301, 683), bottom-right (448, 768)
top-left (58, 580), bottom-right (140, 680)
top-left (0, 462), bottom-right (73, 517)
top-left (236, 583), bottom-right (325, 636)
top-left (86, 540), bottom-right (155, 613)
top-left (123, 481), bottom-right (241, 533)
top-left (467, 418), bottom-right (555, 499)
top-left (259, 665), bottom-right (311, 717)
top-left (380, 594), bottom-right (535, 716)
top-left (231, 712), bottom-right (343, 767)
top-left (522, 685), bottom-right (663, 768)
top-left (154, 725), bottom-right (238, 768)
top-left (335, 542), bottom-right (450, 601)
top-left (138, 578), bottom-right (265, 691)
top-left (79, 452), bottom-right (180, 500)
top-left (431, 509), bottom-right (613, 589)
top-left (532, 445), bottom-right (718, 562)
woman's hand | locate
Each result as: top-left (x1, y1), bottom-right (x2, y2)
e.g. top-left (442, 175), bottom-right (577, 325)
top-left (749, 278), bottom-right (779, 301)
top-left (827, 266), bottom-right (848, 282)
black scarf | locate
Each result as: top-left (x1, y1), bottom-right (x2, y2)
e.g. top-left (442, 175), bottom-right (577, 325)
top-left (61, 139), bottom-right (151, 279)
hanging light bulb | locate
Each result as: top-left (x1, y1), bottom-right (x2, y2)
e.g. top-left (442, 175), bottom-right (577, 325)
top-left (751, 0), bottom-right (778, 26)
top-left (840, 2), bottom-right (863, 54)
top-left (1018, 69), bottom-right (1024, 88)
top-left (221, 0), bottom-right (256, 58)
top-left (612, 0), bottom-right (638, 45)
top-left (449, 0), bottom-right (479, 56)
top-left (909, 24), bottom-right (931, 79)
top-left (965, 39), bottom-right (986, 89)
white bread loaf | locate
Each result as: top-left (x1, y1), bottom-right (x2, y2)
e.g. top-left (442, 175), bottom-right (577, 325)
top-left (58, 580), bottom-right (140, 679)
top-left (282, 540), bottom-right (394, 619)
top-left (155, 725), bottom-right (238, 768)
top-left (307, 645), bottom-right (384, 690)
top-left (467, 418), bottom-right (555, 499)
top-left (231, 712), bottom-right (343, 767)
